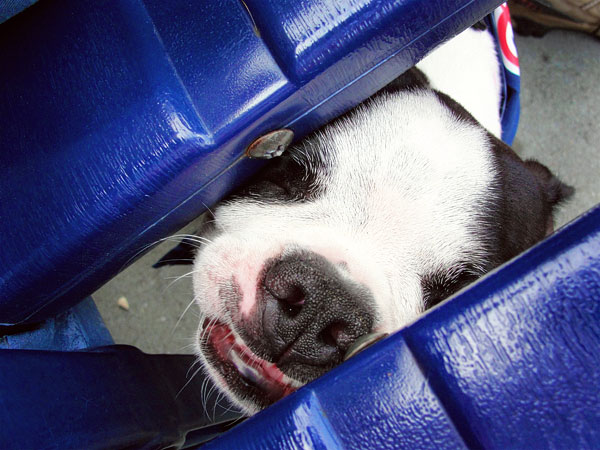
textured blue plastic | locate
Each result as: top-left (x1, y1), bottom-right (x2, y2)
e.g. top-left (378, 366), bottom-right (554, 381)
top-left (205, 205), bottom-right (600, 449)
top-left (0, 346), bottom-right (243, 449)
top-left (0, 0), bottom-right (501, 325)
top-left (404, 207), bottom-right (600, 449)
top-left (206, 339), bottom-right (467, 450)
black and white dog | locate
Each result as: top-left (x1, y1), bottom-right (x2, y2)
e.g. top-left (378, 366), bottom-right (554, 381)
top-left (159, 26), bottom-right (572, 414)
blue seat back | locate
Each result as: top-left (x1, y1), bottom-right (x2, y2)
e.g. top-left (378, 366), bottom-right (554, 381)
top-left (0, 0), bottom-right (501, 325)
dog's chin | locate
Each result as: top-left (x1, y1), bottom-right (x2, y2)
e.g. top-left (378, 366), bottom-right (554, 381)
top-left (198, 319), bottom-right (302, 414)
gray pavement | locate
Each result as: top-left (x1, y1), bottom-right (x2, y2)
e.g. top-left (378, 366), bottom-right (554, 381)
top-left (94, 218), bottom-right (205, 354)
top-left (93, 30), bottom-right (600, 354)
top-left (511, 31), bottom-right (600, 228)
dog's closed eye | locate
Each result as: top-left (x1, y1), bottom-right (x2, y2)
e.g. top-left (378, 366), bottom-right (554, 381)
top-left (247, 180), bottom-right (292, 200)
top-left (421, 268), bottom-right (480, 310)
top-left (238, 155), bottom-right (321, 202)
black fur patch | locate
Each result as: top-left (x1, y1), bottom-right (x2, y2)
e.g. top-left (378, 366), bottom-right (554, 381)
top-left (487, 136), bottom-right (574, 265)
top-left (426, 89), bottom-right (573, 290)
top-left (471, 20), bottom-right (488, 31)
top-left (234, 152), bottom-right (323, 203)
top-left (421, 265), bottom-right (480, 309)
top-left (433, 90), bottom-right (480, 127)
top-left (524, 159), bottom-right (575, 208)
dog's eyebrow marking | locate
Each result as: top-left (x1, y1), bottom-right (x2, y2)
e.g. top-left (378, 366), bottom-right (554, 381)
top-left (420, 263), bottom-right (481, 310)
top-left (226, 149), bottom-right (325, 206)
top-left (289, 140), bottom-right (330, 180)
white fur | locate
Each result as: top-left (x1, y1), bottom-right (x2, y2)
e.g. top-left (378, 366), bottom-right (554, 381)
top-left (192, 27), bottom-right (502, 412)
top-left (417, 28), bottom-right (502, 137)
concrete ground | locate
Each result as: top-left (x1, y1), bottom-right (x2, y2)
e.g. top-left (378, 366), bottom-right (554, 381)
top-left (93, 30), bottom-right (600, 355)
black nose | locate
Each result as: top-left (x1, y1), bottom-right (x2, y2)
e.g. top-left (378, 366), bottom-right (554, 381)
top-left (261, 251), bottom-right (375, 370)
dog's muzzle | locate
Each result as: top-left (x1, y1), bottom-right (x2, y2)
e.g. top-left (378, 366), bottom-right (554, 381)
top-left (201, 250), bottom-right (379, 408)
top-left (259, 251), bottom-right (376, 373)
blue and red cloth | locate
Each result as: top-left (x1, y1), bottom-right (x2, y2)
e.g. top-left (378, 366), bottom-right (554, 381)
top-left (491, 3), bottom-right (522, 145)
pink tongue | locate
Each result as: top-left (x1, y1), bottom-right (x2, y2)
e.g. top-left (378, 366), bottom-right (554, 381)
top-left (206, 321), bottom-right (297, 401)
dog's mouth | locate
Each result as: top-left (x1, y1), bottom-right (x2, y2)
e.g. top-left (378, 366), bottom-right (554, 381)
top-left (202, 319), bottom-right (301, 409)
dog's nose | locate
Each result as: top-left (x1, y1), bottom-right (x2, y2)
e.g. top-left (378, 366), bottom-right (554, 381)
top-left (262, 252), bottom-right (374, 367)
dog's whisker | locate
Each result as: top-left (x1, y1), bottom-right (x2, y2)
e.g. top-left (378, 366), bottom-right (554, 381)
top-left (178, 343), bottom-right (198, 353)
top-left (198, 319), bottom-right (211, 343)
top-left (220, 400), bottom-right (242, 416)
top-left (155, 258), bottom-right (195, 264)
top-left (199, 201), bottom-right (217, 220)
top-left (175, 364), bottom-right (204, 399)
top-left (120, 234), bottom-right (209, 273)
top-left (169, 233), bottom-right (214, 245)
top-left (164, 274), bottom-right (195, 280)
top-left (213, 391), bottom-right (226, 422)
top-left (201, 218), bottom-right (217, 226)
top-left (163, 269), bottom-right (199, 292)
top-left (119, 239), bottom-right (168, 271)
top-left (204, 383), bottom-right (218, 415)
top-left (200, 375), bottom-right (211, 418)
top-left (200, 316), bottom-right (220, 346)
top-left (185, 358), bottom-right (201, 379)
top-left (172, 296), bottom-right (200, 335)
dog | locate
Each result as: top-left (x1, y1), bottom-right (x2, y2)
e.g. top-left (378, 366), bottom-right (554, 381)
top-left (157, 24), bottom-right (572, 415)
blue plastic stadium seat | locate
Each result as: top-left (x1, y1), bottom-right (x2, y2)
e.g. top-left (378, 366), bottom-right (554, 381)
top-left (0, 345), bottom-right (242, 448)
top-left (0, 0), bottom-right (502, 325)
top-left (4, 1), bottom-right (595, 449)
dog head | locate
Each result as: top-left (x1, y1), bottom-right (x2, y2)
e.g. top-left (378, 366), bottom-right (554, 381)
top-left (159, 84), bottom-right (572, 414)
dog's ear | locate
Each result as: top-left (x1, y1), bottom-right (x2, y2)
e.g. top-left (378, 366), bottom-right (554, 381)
top-left (489, 138), bottom-right (574, 265)
top-left (524, 159), bottom-right (574, 236)
top-left (153, 239), bottom-right (197, 268)
top-left (524, 159), bottom-right (574, 208)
